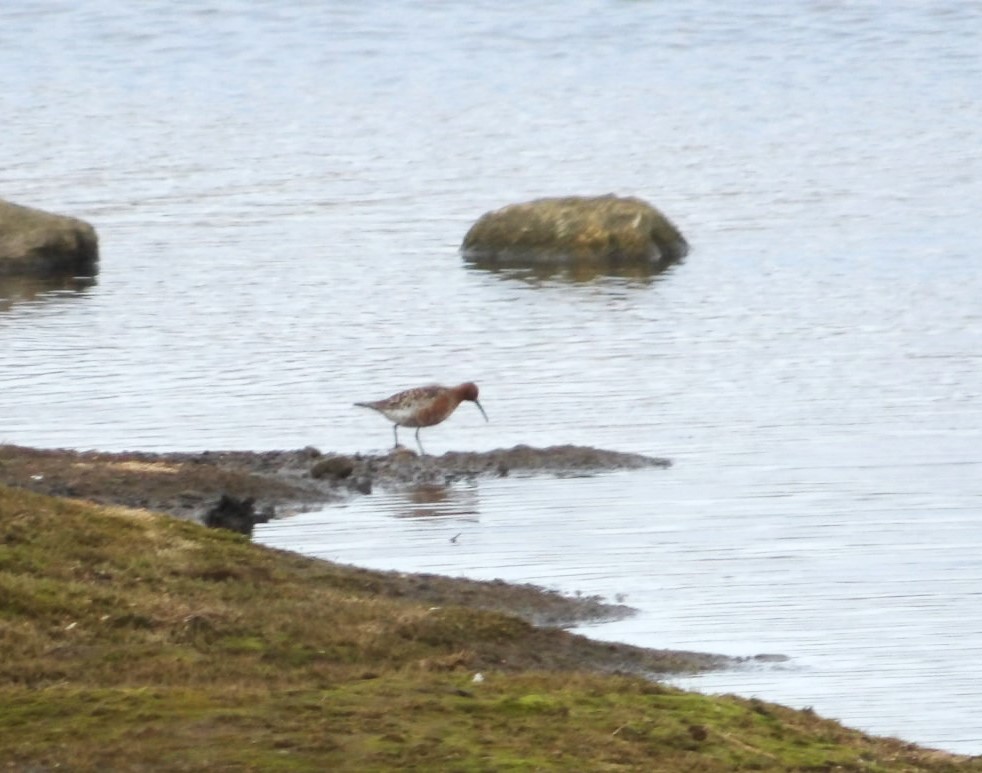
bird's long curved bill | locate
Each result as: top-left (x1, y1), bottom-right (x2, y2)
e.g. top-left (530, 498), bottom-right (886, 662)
top-left (474, 400), bottom-right (489, 422)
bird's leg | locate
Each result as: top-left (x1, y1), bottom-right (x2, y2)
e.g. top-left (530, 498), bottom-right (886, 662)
top-left (415, 427), bottom-right (425, 455)
top-left (392, 424), bottom-right (399, 449)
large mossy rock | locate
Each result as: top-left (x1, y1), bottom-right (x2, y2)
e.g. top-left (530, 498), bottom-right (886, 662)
top-left (461, 195), bottom-right (688, 267)
top-left (0, 199), bottom-right (99, 277)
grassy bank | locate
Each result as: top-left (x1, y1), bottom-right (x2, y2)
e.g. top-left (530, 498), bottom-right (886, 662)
top-left (0, 484), bottom-right (976, 771)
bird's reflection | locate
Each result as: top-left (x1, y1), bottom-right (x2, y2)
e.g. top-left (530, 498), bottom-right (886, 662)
top-left (392, 482), bottom-right (480, 521)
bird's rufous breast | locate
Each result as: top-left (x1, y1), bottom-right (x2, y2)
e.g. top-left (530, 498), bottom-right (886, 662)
top-left (412, 389), bottom-right (459, 427)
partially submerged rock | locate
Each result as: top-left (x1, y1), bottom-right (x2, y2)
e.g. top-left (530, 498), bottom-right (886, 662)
top-left (461, 195), bottom-right (688, 269)
top-left (0, 199), bottom-right (99, 277)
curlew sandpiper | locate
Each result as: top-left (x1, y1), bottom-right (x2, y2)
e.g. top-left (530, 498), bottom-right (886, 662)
top-left (354, 382), bottom-right (488, 454)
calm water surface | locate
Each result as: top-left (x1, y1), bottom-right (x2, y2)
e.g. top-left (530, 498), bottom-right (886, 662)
top-left (3, 0), bottom-right (982, 754)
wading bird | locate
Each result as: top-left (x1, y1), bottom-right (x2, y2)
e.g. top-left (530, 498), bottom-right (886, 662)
top-left (355, 382), bottom-right (488, 454)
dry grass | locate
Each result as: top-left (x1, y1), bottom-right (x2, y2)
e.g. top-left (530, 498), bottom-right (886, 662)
top-left (1, 483), bottom-right (979, 771)
top-left (71, 460), bottom-right (181, 475)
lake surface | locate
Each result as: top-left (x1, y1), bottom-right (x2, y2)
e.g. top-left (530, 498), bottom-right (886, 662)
top-left (3, 0), bottom-right (982, 755)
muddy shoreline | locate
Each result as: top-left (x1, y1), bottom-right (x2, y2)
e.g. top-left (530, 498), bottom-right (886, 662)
top-left (0, 441), bottom-right (753, 675)
top-left (0, 442), bottom-right (671, 616)
top-left (0, 442), bottom-right (669, 523)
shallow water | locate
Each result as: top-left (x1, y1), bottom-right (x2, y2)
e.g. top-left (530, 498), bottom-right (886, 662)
top-left (256, 463), bottom-right (982, 752)
top-left (4, 0), bottom-right (982, 754)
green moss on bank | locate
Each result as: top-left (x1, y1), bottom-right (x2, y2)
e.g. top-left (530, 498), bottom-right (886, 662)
top-left (0, 484), bottom-right (976, 771)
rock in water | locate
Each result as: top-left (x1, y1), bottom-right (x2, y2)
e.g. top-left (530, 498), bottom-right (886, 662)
top-left (461, 195), bottom-right (688, 268)
top-left (0, 199), bottom-right (99, 277)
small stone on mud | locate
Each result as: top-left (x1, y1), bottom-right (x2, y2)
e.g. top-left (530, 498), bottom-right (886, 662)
top-left (310, 455), bottom-right (355, 480)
